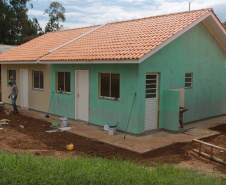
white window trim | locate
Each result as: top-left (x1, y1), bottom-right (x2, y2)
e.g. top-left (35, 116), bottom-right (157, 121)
top-left (7, 69), bottom-right (16, 86)
top-left (56, 71), bottom-right (71, 93)
top-left (33, 71), bottom-right (44, 90)
top-left (99, 72), bottom-right (120, 100)
top-left (185, 73), bottom-right (193, 88)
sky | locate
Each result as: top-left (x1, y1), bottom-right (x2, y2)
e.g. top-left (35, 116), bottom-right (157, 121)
top-left (27, 0), bottom-right (226, 30)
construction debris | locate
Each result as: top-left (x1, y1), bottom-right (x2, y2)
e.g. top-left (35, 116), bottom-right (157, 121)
top-left (46, 130), bottom-right (58, 133)
top-left (0, 119), bottom-right (10, 123)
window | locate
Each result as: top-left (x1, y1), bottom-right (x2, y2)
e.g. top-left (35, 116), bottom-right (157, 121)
top-left (57, 72), bottom-right (70, 93)
top-left (8, 70), bottom-right (16, 84)
top-left (99, 73), bottom-right (120, 100)
top-left (185, 73), bottom-right (193, 88)
top-left (33, 71), bottom-right (44, 90)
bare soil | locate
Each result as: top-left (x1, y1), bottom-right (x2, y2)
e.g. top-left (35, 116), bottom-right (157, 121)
top-left (0, 112), bottom-right (225, 176)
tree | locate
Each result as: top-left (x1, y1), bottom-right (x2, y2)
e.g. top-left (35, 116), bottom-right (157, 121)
top-left (223, 22), bottom-right (226, 28)
top-left (0, 0), bottom-right (43, 45)
top-left (44, 2), bottom-right (66, 32)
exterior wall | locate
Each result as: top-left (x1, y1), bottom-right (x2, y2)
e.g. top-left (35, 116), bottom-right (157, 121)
top-left (1, 64), bottom-right (50, 112)
top-left (138, 22), bottom-right (226, 132)
top-left (50, 64), bottom-right (140, 134)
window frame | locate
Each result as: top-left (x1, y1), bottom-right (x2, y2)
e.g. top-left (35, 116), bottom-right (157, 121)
top-left (185, 73), bottom-right (193, 88)
top-left (7, 69), bottom-right (16, 85)
top-left (32, 70), bottom-right (44, 90)
top-left (98, 72), bottom-right (120, 101)
top-left (56, 71), bottom-right (71, 94)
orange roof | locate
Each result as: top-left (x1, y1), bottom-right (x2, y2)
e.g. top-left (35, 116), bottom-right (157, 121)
top-left (41, 8), bottom-right (212, 61)
top-left (0, 25), bottom-right (100, 62)
top-left (0, 8), bottom-right (216, 62)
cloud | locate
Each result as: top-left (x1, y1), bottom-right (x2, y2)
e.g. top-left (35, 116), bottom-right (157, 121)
top-left (29, 0), bottom-right (226, 30)
top-left (28, 9), bottom-right (48, 17)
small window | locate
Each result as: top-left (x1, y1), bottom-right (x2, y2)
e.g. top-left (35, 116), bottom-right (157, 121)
top-left (8, 70), bottom-right (16, 84)
top-left (99, 73), bottom-right (120, 99)
top-left (185, 73), bottom-right (193, 88)
top-left (57, 72), bottom-right (70, 93)
top-left (33, 71), bottom-right (44, 90)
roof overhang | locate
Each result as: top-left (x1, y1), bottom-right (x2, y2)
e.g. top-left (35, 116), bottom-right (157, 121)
top-left (139, 11), bottom-right (226, 63)
top-left (38, 59), bottom-right (139, 64)
top-left (0, 61), bottom-right (37, 64)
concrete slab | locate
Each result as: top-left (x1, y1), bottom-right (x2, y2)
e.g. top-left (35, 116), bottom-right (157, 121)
top-left (5, 105), bottom-right (226, 153)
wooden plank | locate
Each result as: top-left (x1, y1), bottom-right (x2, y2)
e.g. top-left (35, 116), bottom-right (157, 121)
top-left (193, 149), bottom-right (226, 165)
top-left (193, 139), bottom-right (226, 151)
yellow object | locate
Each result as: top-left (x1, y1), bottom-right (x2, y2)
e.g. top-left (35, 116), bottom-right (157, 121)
top-left (0, 119), bottom-right (10, 123)
top-left (66, 144), bottom-right (74, 151)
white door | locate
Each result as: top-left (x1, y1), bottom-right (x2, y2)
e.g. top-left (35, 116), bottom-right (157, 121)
top-left (145, 73), bottom-right (159, 131)
top-left (75, 70), bottom-right (89, 122)
top-left (20, 69), bottom-right (28, 108)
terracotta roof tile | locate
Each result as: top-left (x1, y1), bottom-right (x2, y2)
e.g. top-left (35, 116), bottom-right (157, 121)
top-left (0, 9), bottom-right (213, 62)
top-left (0, 25), bottom-right (100, 62)
top-left (41, 8), bottom-right (212, 61)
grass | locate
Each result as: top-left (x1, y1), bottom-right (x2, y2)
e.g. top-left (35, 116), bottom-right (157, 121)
top-left (0, 151), bottom-right (224, 185)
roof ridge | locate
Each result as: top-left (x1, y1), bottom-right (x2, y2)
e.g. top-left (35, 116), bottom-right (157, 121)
top-left (49, 24), bottom-right (101, 34)
top-left (106, 8), bottom-right (213, 25)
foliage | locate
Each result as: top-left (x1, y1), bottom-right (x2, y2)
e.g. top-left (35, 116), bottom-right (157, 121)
top-left (223, 22), bottom-right (226, 27)
top-left (0, 152), bottom-right (224, 185)
top-left (45, 2), bottom-right (66, 32)
top-left (0, 0), bottom-right (43, 45)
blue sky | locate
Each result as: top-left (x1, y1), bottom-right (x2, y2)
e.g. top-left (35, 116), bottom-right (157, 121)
top-left (27, 0), bottom-right (226, 30)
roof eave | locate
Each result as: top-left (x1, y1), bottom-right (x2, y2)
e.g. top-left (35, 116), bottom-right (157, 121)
top-left (39, 59), bottom-right (140, 64)
top-left (0, 61), bottom-right (38, 64)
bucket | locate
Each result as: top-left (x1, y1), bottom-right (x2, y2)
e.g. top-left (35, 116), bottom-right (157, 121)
top-left (108, 126), bottom-right (116, 135)
top-left (60, 117), bottom-right (68, 127)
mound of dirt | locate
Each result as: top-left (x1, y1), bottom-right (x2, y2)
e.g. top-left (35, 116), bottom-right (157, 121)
top-left (0, 112), bottom-right (225, 175)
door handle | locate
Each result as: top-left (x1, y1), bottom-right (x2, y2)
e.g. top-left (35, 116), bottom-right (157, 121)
top-left (78, 94), bottom-right (79, 98)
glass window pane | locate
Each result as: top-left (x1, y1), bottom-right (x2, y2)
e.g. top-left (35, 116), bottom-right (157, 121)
top-left (111, 74), bottom-right (120, 98)
top-left (146, 79), bottom-right (156, 84)
top-left (185, 78), bottom-right (191, 82)
top-left (65, 72), bottom-right (70, 93)
top-left (34, 71), bottom-right (39, 89)
top-left (146, 84), bottom-right (156, 89)
top-left (146, 75), bottom-right (156, 79)
top-left (185, 74), bottom-right (192, 78)
top-left (8, 70), bottom-right (16, 84)
top-left (146, 94), bottom-right (156, 98)
top-left (40, 71), bottom-right (44, 89)
top-left (185, 83), bottom-right (191, 87)
top-left (100, 73), bottom-right (110, 97)
top-left (58, 72), bottom-right (64, 92)
top-left (146, 89), bottom-right (156, 94)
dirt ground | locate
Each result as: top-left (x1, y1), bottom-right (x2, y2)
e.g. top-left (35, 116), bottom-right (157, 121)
top-left (0, 111), bottom-right (225, 177)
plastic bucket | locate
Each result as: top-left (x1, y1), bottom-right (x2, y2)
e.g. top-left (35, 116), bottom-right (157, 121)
top-left (60, 117), bottom-right (68, 127)
top-left (108, 126), bottom-right (116, 135)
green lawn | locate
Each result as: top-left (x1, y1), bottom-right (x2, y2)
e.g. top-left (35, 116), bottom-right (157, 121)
top-left (0, 151), bottom-right (224, 185)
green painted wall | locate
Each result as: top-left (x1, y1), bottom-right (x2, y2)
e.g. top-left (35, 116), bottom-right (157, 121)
top-left (138, 22), bottom-right (226, 132)
top-left (162, 90), bottom-right (180, 131)
top-left (50, 64), bottom-right (140, 134)
top-left (50, 22), bottom-right (226, 134)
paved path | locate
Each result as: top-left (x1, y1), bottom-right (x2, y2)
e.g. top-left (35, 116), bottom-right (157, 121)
top-left (6, 105), bottom-right (226, 153)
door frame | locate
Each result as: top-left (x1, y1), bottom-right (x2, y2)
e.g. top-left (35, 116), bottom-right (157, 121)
top-left (74, 70), bottom-right (90, 122)
top-left (20, 69), bottom-right (29, 108)
top-left (145, 72), bottom-right (160, 130)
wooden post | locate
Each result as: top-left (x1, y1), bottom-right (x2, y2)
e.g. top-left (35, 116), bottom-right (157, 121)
top-left (210, 146), bottom-right (213, 159)
top-left (224, 150), bottom-right (226, 163)
top-left (199, 143), bottom-right (202, 156)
